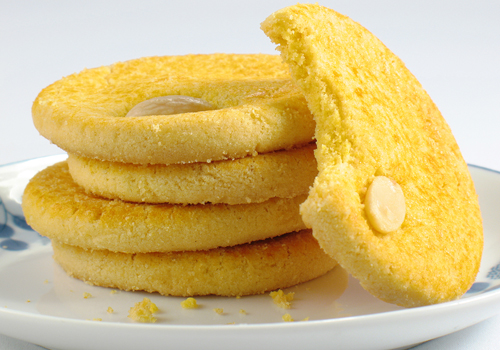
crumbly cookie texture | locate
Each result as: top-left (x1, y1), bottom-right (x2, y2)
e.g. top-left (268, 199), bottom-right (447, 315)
top-left (67, 143), bottom-right (317, 205)
top-left (180, 298), bottom-right (199, 309)
top-left (213, 308), bottom-right (224, 315)
top-left (269, 289), bottom-right (294, 309)
top-left (51, 230), bottom-right (337, 297)
top-left (128, 298), bottom-right (158, 323)
top-left (262, 4), bottom-right (483, 307)
top-left (32, 54), bottom-right (315, 165)
top-left (22, 162), bottom-right (308, 253)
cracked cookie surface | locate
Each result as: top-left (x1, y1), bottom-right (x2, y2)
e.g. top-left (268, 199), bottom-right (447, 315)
top-left (262, 4), bottom-right (483, 307)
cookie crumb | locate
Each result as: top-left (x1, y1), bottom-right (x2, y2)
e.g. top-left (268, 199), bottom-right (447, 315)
top-left (282, 313), bottom-right (294, 322)
top-left (92, 318), bottom-right (102, 322)
top-left (110, 290), bottom-right (119, 295)
top-left (239, 309), bottom-right (247, 315)
top-left (107, 307), bottom-right (114, 314)
top-left (43, 280), bottom-right (49, 284)
top-left (181, 297), bottom-right (199, 309)
top-left (83, 292), bottom-right (92, 299)
top-left (270, 289), bottom-right (294, 309)
top-left (128, 297), bottom-right (158, 323)
top-left (301, 317), bottom-right (310, 321)
top-left (26, 300), bottom-right (31, 303)
top-left (213, 308), bottom-right (224, 315)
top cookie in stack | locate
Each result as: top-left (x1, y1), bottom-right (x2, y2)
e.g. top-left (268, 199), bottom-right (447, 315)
top-left (32, 54), bottom-right (315, 166)
top-left (23, 53), bottom-right (337, 297)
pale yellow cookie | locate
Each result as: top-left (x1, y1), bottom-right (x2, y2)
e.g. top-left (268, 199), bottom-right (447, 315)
top-left (52, 230), bottom-right (337, 297)
top-left (32, 54), bottom-right (315, 165)
top-left (262, 4), bottom-right (483, 307)
top-left (22, 162), bottom-right (307, 253)
top-left (67, 143), bottom-right (317, 205)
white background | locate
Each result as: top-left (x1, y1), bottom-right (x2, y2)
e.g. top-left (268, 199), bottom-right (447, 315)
top-left (1, 0), bottom-right (499, 349)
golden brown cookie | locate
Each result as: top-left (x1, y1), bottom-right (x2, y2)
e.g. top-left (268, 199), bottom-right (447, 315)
top-left (52, 230), bottom-right (337, 297)
top-left (262, 4), bottom-right (483, 307)
top-left (22, 162), bottom-right (307, 253)
top-left (67, 143), bottom-right (317, 205)
top-left (32, 54), bottom-right (315, 165)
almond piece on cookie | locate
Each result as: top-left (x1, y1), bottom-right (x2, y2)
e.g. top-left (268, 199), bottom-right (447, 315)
top-left (262, 4), bottom-right (483, 307)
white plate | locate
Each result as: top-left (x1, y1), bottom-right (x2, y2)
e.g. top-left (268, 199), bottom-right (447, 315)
top-left (1, 155), bottom-right (500, 350)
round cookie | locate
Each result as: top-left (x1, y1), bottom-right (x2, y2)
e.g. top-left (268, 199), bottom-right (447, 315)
top-left (22, 162), bottom-right (308, 253)
top-left (67, 143), bottom-right (317, 205)
top-left (262, 4), bottom-right (483, 307)
top-left (51, 230), bottom-right (338, 297)
top-left (32, 54), bottom-right (315, 165)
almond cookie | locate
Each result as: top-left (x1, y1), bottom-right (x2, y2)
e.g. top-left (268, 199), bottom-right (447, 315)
top-left (262, 4), bottom-right (483, 307)
top-left (51, 230), bottom-right (337, 297)
top-left (32, 54), bottom-right (315, 165)
top-left (22, 162), bottom-right (307, 253)
top-left (67, 143), bottom-right (317, 205)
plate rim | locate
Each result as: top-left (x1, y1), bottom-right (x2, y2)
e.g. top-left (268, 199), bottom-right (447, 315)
top-left (1, 277), bottom-right (500, 329)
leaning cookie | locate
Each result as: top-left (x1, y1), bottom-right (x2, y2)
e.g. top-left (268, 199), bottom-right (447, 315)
top-left (52, 230), bottom-right (337, 297)
top-left (262, 4), bottom-right (483, 307)
top-left (22, 162), bottom-right (307, 253)
top-left (33, 54), bottom-right (315, 165)
top-left (67, 143), bottom-right (317, 205)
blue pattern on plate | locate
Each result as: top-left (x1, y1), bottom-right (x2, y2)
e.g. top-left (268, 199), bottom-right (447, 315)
top-left (0, 239), bottom-right (29, 251)
top-left (466, 260), bottom-right (500, 293)
top-left (0, 223), bottom-right (14, 238)
top-left (0, 189), bottom-right (36, 251)
top-left (487, 263), bottom-right (500, 280)
top-left (12, 215), bottom-right (33, 230)
top-left (0, 198), bottom-right (6, 233)
top-left (467, 282), bottom-right (490, 293)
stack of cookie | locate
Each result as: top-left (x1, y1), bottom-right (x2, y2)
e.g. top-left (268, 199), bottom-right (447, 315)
top-left (22, 54), bottom-right (337, 296)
